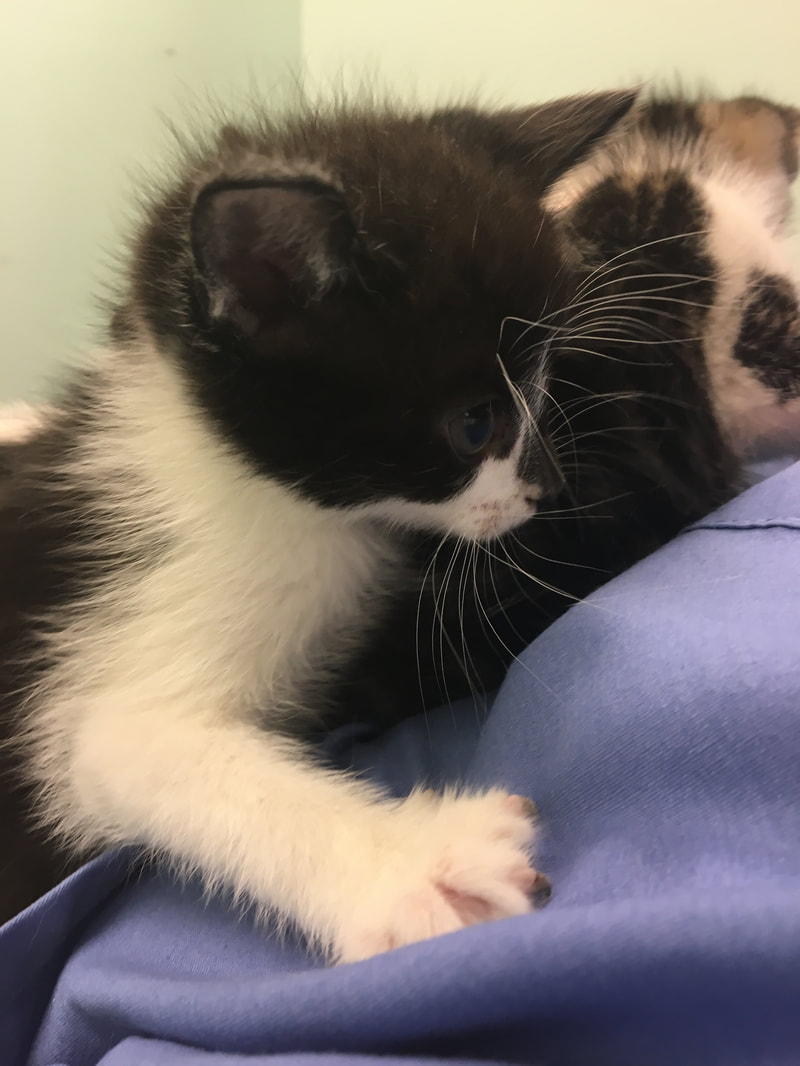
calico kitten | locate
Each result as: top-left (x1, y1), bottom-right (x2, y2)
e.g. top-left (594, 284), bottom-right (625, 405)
top-left (1, 88), bottom-right (798, 961)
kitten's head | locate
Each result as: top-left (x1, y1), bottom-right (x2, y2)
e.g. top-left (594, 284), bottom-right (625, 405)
top-left (122, 91), bottom-right (636, 541)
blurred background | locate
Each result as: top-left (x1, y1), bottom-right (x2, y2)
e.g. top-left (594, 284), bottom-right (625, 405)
top-left (1, 0), bottom-right (799, 398)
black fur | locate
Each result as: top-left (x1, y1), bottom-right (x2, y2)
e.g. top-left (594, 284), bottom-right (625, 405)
top-left (135, 112), bottom-right (578, 509)
top-left (344, 166), bottom-right (739, 725)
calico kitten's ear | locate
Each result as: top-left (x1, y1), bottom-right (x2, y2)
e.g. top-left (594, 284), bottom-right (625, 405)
top-left (433, 89), bottom-right (639, 191)
top-left (698, 97), bottom-right (800, 182)
top-left (190, 177), bottom-right (359, 335)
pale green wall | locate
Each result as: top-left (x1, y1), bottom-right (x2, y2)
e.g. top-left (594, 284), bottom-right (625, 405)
top-left (0, 0), bottom-right (302, 399)
top-left (2, 1), bottom-right (799, 399)
top-left (302, 0), bottom-right (800, 106)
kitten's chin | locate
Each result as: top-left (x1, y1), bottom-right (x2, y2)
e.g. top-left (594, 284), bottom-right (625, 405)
top-left (467, 506), bottom-right (538, 543)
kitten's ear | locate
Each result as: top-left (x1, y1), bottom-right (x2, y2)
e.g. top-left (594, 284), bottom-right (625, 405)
top-left (698, 96), bottom-right (800, 182)
top-left (190, 177), bottom-right (358, 335)
top-left (434, 89), bottom-right (639, 190)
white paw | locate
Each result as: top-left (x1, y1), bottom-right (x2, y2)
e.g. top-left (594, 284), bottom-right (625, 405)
top-left (337, 789), bottom-right (549, 963)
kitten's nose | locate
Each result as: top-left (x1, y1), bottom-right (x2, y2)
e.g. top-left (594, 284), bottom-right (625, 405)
top-left (520, 433), bottom-right (565, 502)
top-left (536, 450), bottom-right (565, 501)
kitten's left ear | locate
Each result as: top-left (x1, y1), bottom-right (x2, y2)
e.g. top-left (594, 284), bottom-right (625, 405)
top-left (190, 176), bottom-right (360, 336)
top-left (433, 89), bottom-right (639, 191)
top-left (698, 96), bottom-right (800, 182)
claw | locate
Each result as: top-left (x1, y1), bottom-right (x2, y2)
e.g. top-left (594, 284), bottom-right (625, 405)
top-left (529, 871), bottom-right (552, 908)
top-left (505, 794), bottom-right (539, 821)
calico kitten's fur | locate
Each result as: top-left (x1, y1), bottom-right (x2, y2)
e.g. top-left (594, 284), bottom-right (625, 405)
top-left (1, 88), bottom-right (798, 960)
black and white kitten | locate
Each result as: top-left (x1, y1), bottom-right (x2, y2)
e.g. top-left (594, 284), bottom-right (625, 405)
top-left (1, 88), bottom-right (798, 961)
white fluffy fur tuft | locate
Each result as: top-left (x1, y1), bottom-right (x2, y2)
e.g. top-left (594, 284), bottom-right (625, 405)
top-left (0, 402), bottom-right (52, 443)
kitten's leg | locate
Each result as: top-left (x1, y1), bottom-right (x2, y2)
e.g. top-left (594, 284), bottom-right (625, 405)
top-left (51, 695), bottom-right (544, 962)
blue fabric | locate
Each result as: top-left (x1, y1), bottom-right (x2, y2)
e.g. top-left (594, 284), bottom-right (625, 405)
top-left (3, 462), bottom-right (800, 1066)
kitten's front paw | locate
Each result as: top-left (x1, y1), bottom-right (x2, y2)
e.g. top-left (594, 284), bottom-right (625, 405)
top-left (337, 789), bottom-right (549, 963)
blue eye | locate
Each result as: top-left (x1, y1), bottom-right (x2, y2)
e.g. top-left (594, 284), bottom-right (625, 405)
top-left (448, 401), bottom-right (495, 459)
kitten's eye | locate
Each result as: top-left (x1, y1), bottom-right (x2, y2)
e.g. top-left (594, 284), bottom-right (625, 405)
top-left (447, 401), bottom-right (495, 459)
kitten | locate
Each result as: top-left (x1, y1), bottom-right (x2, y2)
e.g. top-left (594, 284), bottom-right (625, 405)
top-left (0, 88), bottom-right (798, 961)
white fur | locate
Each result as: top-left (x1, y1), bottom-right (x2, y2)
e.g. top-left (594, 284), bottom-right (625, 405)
top-left (24, 340), bottom-right (540, 960)
top-left (0, 402), bottom-right (51, 443)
